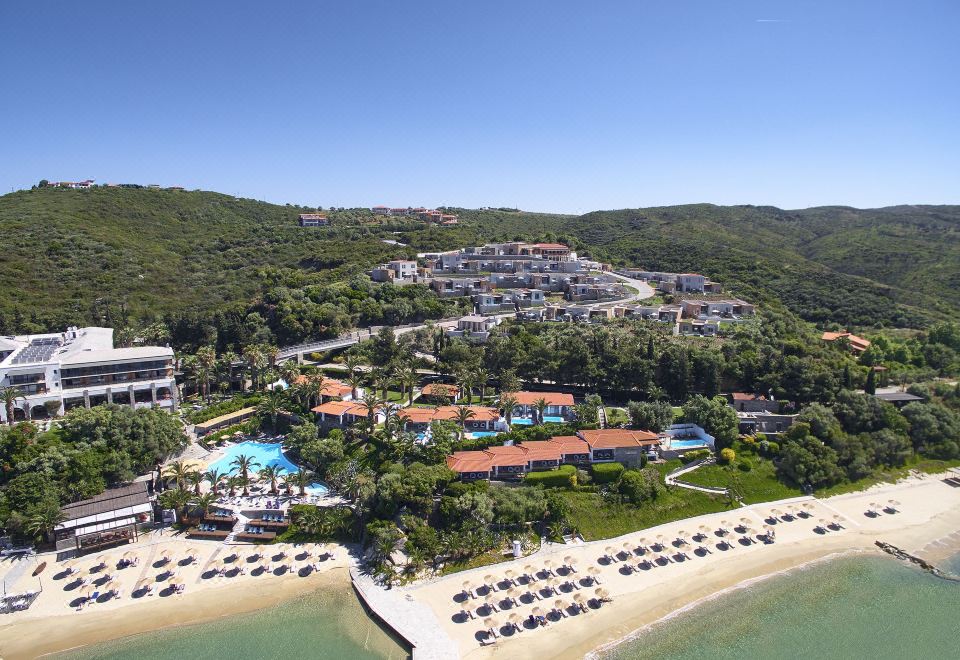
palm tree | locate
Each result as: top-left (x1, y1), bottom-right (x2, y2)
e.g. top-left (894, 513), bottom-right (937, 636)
top-left (191, 492), bottom-right (217, 520)
top-left (25, 505), bottom-right (65, 544)
top-left (344, 354), bottom-right (363, 399)
top-left (397, 364), bottom-right (419, 406)
top-left (2, 387), bottom-right (24, 427)
top-left (473, 367), bottom-right (490, 402)
top-left (243, 344), bottom-right (266, 391)
top-left (204, 468), bottom-right (225, 496)
top-left (289, 469), bottom-right (314, 497)
top-left (158, 488), bottom-right (192, 522)
top-left (257, 388), bottom-right (286, 432)
top-left (358, 391), bottom-right (383, 438)
top-left (458, 371), bottom-right (475, 405)
top-left (454, 405), bottom-right (476, 440)
top-left (499, 393), bottom-right (519, 426)
top-left (226, 476), bottom-right (243, 498)
top-left (279, 362), bottom-right (301, 388)
top-left (218, 350), bottom-right (239, 393)
top-left (196, 345), bottom-right (217, 403)
top-left (163, 460), bottom-right (191, 490)
top-left (533, 397), bottom-right (549, 426)
top-left (307, 372), bottom-right (327, 408)
top-left (230, 454), bottom-right (260, 496)
top-left (259, 465), bottom-right (285, 494)
top-left (296, 506), bottom-right (329, 537)
top-left (185, 470), bottom-right (204, 496)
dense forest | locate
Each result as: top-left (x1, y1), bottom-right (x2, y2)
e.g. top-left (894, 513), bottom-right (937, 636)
top-left (1, 187), bottom-right (957, 349)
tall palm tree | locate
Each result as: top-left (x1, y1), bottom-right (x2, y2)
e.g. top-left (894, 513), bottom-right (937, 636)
top-left (454, 405), bottom-right (476, 440)
top-left (458, 371), bottom-right (475, 405)
top-left (499, 393), bottom-right (519, 426)
top-left (344, 354), bottom-right (363, 399)
top-left (307, 372), bottom-right (327, 408)
top-left (243, 344), bottom-right (265, 391)
top-left (191, 492), bottom-right (217, 520)
top-left (158, 488), bottom-right (192, 522)
top-left (400, 366), bottom-right (419, 406)
top-left (185, 470), bottom-right (204, 496)
top-left (259, 465), bottom-right (285, 494)
top-left (204, 468), bottom-right (225, 496)
top-left (196, 345), bottom-right (217, 403)
top-left (25, 506), bottom-right (65, 544)
top-left (230, 454), bottom-right (260, 496)
top-left (279, 362), bottom-right (301, 388)
top-left (358, 391), bottom-right (383, 438)
top-left (257, 388), bottom-right (286, 432)
top-left (218, 350), bottom-right (239, 393)
top-left (533, 398), bottom-right (549, 426)
top-left (163, 460), bottom-right (191, 490)
top-left (226, 475), bottom-right (243, 498)
top-left (2, 387), bottom-right (24, 426)
top-left (289, 469), bottom-right (314, 497)
top-left (473, 367), bottom-right (490, 402)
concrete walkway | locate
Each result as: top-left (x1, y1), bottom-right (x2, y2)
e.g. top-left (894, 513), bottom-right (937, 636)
top-left (665, 458), bottom-right (729, 495)
top-left (351, 567), bottom-right (460, 660)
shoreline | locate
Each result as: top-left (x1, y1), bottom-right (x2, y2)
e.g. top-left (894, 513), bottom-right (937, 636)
top-left (406, 474), bottom-right (960, 660)
top-left (583, 547), bottom-right (873, 659)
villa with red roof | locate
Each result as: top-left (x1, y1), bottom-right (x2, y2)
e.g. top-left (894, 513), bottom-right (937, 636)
top-left (445, 429), bottom-right (661, 480)
top-left (822, 331), bottom-right (871, 353)
top-left (501, 391), bottom-right (574, 420)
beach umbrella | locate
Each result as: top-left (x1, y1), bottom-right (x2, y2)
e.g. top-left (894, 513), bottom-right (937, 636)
top-left (532, 606), bottom-right (545, 618)
top-left (595, 587), bottom-right (610, 600)
top-left (676, 529), bottom-right (688, 540)
top-left (523, 564), bottom-right (539, 580)
top-left (484, 593), bottom-right (500, 611)
top-left (169, 577), bottom-right (184, 591)
top-left (122, 550), bottom-right (138, 561)
top-left (888, 499), bottom-right (901, 507)
top-left (248, 550), bottom-right (262, 561)
top-left (484, 574), bottom-right (499, 589)
top-left (462, 580), bottom-right (477, 597)
top-left (507, 586), bottom-right (522, 603)
top-left (621, 541), bottom-right (634, 553)
top-left (739, 517), bottom-right (753, 525)
top-left (604, 545), bottom-right (617, 558)
top-left (564, 555), bottom-right (577, 568)
top-left (483, 617), bottom-right (499, 633)
top-left (698, 525), bottom-right (711, 534)
top-left (587, 566), bottom-right (601, 578)
top-left (553, 599), bottom-right (568, 616)
top-left (544, 558), bottom-right (556, 572)
top-left (507, 612), bottom-right (524, 631)
top-left (573, 592), bottom-right (587, 610)
top-left (135, 577), bottom-right (154, 593)
top-left (802, 502), bottom-right (815, 511)
top-left (82, 584), bottom-right (98, 600)
top-left (505, 569), bottom-right (518, 584)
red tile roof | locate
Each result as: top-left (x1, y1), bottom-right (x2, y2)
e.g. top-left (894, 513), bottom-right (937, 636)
top-left (402, 405), bottom-right (500, 424)
top-left (312, 400), bottom-right (366, 416)
top-left (548, 435), bottom-right (590, 454)
top-left (821, 331), bottom-right (871, 351)
top-left (503, 392), bottom-right (575, 406)
top-left (578, 429), bottom-right (660, 449)
top-left (420, 383), bottom-right (460, 397)
top-left (447, 452), bottom-right (493, 473)
top-left (731, 392), bottom-right (767, 401)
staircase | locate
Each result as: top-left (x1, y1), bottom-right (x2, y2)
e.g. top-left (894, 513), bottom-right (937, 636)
top-left (224, 510), bottom-right (250, 544)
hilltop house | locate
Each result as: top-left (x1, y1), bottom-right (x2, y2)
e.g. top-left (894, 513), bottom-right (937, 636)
top-left (821, 331), bottom-right (871, 353)
top-left (444, 315), bottom-right (501, 342)
top-left (370, 260), bottom-right (420, 283)
top-left (727, 392), bottom-right (780, 413)
top-left (298, 213), bottom-right (329, 227)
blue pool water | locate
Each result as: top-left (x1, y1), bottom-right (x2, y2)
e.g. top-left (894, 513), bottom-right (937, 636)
top-left (511, 416), bottom-right (565, 425)
top-left (670, 439), bottom-right (709, 449)
top-left (208, 442), bottom-right (328, 495)
top-left (470, 431), bottom-right (499, 438)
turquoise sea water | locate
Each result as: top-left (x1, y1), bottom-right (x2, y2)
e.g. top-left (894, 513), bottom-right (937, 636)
top-left (62, 582), bottom-right (409, 660)
top-left (62, 554), bottom-right (960, 660)
top-left (602, 554), bottom-right (960, 660)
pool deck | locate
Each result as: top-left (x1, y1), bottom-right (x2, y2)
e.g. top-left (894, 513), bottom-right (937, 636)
top-left (351, 567), bottom-right (460, 660)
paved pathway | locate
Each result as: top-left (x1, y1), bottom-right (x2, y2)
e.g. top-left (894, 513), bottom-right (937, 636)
top-left (351, 567), bottom-right (460, 660)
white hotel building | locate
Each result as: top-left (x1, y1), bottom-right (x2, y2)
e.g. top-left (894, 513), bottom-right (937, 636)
top-left (0, 327), bottom-right (177, 423)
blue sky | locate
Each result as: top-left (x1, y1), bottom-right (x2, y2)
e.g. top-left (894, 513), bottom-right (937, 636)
top-left (2, 1), bottom-right (957, 213)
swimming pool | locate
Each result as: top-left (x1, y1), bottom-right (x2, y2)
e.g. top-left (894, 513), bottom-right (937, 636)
top-left (511, 416), bottom-right (565, 425)
top-left (469, 431), bottom-right (500, 438)
top-left (670, 439), bottom-right (709, 449)
top-left (207, 442), bottom-right (328, 495)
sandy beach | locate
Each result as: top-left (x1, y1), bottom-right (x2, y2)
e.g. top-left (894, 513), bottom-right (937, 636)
top-left (0, 534), bottom-right (353, 660)
top-left (2, 473), bottom-right (959, 660)
top-left (403, 473), bottom-right (960, 660)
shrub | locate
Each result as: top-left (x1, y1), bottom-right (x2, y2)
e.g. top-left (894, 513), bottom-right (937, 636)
top-left (591, 462), bottom-right (625, 484)
top-left (575, 468), bottom-right (591, 485)
top-left (524, 464), bottom-right (576, 488)
top-left (759, 440), bottom-right (780, 457)
top-left (737, 458), bottom-right (753, 472)
top-left (719, 448), bottom-right (736, 464)
top-left (620, 468), bottom-right (662, 504)
top-left (684, 449), bottom-right (711, 461)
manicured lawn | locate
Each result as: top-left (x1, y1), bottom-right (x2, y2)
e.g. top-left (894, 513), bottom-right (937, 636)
top-left (682, 459), bottom-right (802, 504)
top-left (560, 486), bottom-right (729, 541)
top-left (604, 407), bottom-right (629, 426)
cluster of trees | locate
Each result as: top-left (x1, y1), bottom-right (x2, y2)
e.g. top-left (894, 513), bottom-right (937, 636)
top-left (775, 392), bottom-right (960, 489)
top-left (0, 406), bottom-right (187, 542)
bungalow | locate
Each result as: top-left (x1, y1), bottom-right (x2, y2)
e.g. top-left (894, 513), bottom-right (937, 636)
top-left (680, 299), bottom-right (755, 320)
top-left (444, 315), bottom-right (501, 342)
top-left (736, 411), bottom-right (796, 436)
top-left (821, 331), bottom-right (871, 353)
top-left (400, 405), bottom-right (503, 433)
top-left (502, 391), bottom-right (575, 420)
top-left (419, 382), bottom-right (461, 403)
top-left (728, 392), bottom-right (779, 413)
top-left (312, 400), bottom-right (383, 428)
top-left (677, 319), bottom-right (719, 336)
top-left (293, 375), bottom-right (356, 402)
top-left (370, 260), bottom-right (419, 282)
top-left (445, 429), bottom-right (660, 480)
top-left (577, 429), bottom-right (660, 467)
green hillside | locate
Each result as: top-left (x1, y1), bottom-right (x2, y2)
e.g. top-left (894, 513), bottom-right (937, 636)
top-left (0, 187), bottom-right (957, 342)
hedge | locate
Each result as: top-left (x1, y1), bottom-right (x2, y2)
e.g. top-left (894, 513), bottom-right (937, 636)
top-left (590, 462), bottom-right (624, 483)
top-left (524, 464), bottom-right (576, 488)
